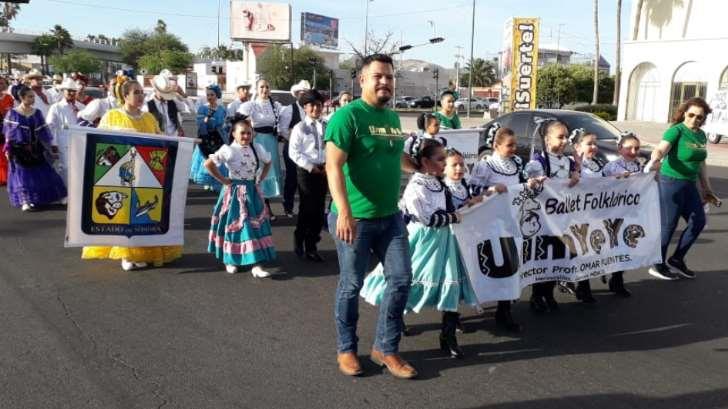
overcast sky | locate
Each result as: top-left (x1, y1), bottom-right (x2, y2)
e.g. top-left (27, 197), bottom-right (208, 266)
top-left (12, 0), bottom-right (633, 69)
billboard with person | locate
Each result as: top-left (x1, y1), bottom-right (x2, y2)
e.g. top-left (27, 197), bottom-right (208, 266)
top-left (301, 12), bottom-right (339, 49)
top-left (230, 1), bottom-right (291, 42)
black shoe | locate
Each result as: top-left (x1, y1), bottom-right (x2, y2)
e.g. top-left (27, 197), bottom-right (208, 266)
top-left (530, 295), bottom-right (547, 314)
top-left (495, 302), bottom-right (521, 332)
top-left (648, 264), bottom-right (680, 281)
top-left (305, 252), bottom-right (325, 262)
top-left (294, 239), bottom-right (304, 259)
top-left (440, 312), bottom-right (464, 359)
top-left (668, 258), bottom-right (696, 279)
top-left (575, 281), bottom-right (597, 304)
top-left (608, 273), bottom-right (632, 297)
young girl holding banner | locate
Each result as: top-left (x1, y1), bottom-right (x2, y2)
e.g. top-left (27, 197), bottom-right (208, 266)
top-left (524, 119), bottom-right (580, 313)
top-left (361, 139), bottom-right (477, 359)
top-left (470, 126), bottom-right (544, 330)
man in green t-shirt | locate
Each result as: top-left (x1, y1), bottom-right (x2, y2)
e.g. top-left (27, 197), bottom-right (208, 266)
top-left (325, 54), bottom-right (417, 380)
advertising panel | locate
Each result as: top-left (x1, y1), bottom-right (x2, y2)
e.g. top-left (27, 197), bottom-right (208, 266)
top-left (503, 17), bottom-right (540, 111)
top-left (230, 1), bottom-right (291, 42)
top-left (301, 12), bottom-right (339, 49)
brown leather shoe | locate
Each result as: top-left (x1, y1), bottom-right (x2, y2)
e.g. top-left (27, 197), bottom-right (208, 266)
top-left (370, 348), bottom-right (418, 379)
top-left (337, 352), bottom-right (363, 376)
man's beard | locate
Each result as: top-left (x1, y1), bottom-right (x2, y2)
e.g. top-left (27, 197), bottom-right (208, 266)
top-left (376, 95), bottom-right (391, 105)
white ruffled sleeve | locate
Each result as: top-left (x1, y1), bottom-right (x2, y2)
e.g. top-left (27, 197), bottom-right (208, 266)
top-left (253, 142), bottom-right (272, 164)
top-left (209, 144), bottom-right (232, 166)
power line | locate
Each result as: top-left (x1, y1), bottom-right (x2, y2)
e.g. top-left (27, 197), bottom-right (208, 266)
top-left (43, 0), bottom-right (218, 19)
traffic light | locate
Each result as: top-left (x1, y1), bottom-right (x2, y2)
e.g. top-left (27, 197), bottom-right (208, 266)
top-left (350, 69), bottom-right (357, 79)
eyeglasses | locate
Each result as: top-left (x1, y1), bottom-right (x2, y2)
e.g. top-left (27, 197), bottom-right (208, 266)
top-left (686, 112), bottom-right (705, 121)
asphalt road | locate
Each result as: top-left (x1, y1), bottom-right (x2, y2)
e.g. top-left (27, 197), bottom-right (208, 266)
top-left (2, 131), bottom-right (728, 408)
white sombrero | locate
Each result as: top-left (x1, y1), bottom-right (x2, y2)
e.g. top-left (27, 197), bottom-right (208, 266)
top-left (290, 79), bottom-right (311, 97)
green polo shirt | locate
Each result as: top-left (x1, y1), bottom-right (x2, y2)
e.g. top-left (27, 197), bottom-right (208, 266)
top-left (325, 99), bottom-right (404, 218)
top-left (660, 123), bottom-right (707, 181)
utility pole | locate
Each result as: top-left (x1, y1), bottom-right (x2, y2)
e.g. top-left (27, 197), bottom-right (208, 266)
top-left (217, 0), bottom-right (221, 48)
top-left (555, 23), bottom-right (565, 65)
top-left (455, 45), bottom-right (464, 91)
top-left (467, 0), bottom-right (475, 118)
top-left (363, 0), bottom-right (372, 55)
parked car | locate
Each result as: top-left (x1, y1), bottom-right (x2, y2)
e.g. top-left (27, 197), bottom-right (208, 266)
top-left (479, 109), bottom-right (653, 165)
top-left (407, 96), bottom-right (436, 109)
top-left (455, 97), bottom-right (486, 112)
top-left (82, 86), bottom-right (106, 100)
top-left (394, 96), bottom-right (415, 108)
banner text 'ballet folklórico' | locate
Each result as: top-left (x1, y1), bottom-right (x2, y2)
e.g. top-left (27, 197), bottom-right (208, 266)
top-left (65, 127), bottom-right (195, 247)
top-left (452, 174), bottom-right (662, 303)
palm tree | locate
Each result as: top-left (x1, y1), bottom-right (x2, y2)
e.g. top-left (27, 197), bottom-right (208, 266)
top-left (461, 58), bottom-right (497, 87)
top-left (592, 0), bottom-right (600, 104)
top-left (632, 0), bottom-right (645, 40)
top-left (51, 25), bottom-right (74, 55)
top-left (613, 0), bottom-right (622, 105)
top-left (31, 34), bottom-right (56, 74)
top-left (0, 3), bottom-right (21, 32)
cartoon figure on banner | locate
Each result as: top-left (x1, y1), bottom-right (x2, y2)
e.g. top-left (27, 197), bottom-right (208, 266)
top-left (119, 147), bottom-right (137, 186)
top-left (512, 186), bottom-right (544, 239)
top-left (95, 146), bottom-right (121, 167)
top-left (95, 191), bottom-right (128, 219)
top-left (135, 195), bottom-right (159, 218)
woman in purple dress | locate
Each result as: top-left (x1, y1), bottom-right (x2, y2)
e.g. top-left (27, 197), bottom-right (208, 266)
top-left (3, 86), bottom-right (66, 211)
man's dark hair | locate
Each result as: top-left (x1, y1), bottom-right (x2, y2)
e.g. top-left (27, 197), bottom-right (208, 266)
top-left (298, 89), bottom-right (325, 106)
top-left (361, 54), bottom-right (394, 69)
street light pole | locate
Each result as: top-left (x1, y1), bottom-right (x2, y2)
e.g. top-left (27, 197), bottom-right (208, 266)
top-left (217, 0), bottom-right (221, 48)
top-left (467, 0), bottom-right (475, 118)
top-left (364, 0), bottom-right (372, 55)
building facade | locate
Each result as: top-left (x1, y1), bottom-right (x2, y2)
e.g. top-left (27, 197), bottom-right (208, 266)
top-left (618, 0), bottom-right (728, 122)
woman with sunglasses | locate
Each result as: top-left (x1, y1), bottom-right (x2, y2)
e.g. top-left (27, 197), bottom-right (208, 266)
top-left (648, 97), bottom-right (718, 280)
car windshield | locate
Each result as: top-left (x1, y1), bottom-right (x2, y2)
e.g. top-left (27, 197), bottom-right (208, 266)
top-left (558, 112), bottom-right (622, 140)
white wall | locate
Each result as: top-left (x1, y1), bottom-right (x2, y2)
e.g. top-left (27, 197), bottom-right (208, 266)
top-left (618, 0), bottom-right (728, 122)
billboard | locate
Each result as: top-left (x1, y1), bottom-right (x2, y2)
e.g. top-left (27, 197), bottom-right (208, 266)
top-left (301, 12), bottom-right (339, 49)
top-left (510, 18), bottom-right (540, 110)
top-left (230, 1), bottom-right (291, 42)
top-left (502, 17), bottom-right (540, 111)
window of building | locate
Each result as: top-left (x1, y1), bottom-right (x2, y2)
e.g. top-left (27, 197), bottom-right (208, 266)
top-left (669, 62), bottom-right (708, 121)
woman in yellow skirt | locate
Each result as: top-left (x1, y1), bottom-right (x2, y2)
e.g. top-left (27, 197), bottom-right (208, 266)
top-left (81, 78), bottom-right (183, 271)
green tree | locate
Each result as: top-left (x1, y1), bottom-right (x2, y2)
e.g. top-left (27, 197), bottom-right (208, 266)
top-left (138, 50), bottom-right (193, 74)
top-left (460, 58), bottom-right (497, 87)
top-left (51, 24), bottom-right (74, 55)
top-left (49, 49), bottom-right (101, 74)
top-left (31, 34), bottom-right (57, 74)
top-left (197, 45), bottom-right (243, 61)
top-left (0, 3), bottom-right (21, 32)
top-left (537, 64), bottom-right (576, 108)
top-left (119, 23), bottom-right (191, 71)
top-left (537, 64), bottom-right (614, 107)
top-left (257, 45), bottom-right (331, 90)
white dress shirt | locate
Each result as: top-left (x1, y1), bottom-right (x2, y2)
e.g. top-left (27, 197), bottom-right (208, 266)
top-left (288, 116), bottom-right (326, 172)
top-left (46, 98), bottom-right (85, 184)
top-left (78, 95), bottom-right (117, 125)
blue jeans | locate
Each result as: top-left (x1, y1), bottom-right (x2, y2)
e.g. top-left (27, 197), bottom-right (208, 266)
top-left (659, 175), bottom-right (706, 264)
top-left (329, 211), bottom-right (412, 354)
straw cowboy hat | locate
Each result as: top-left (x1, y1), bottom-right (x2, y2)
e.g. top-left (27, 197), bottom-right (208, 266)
top-left (290, 79), bottom-right (311, 97)
top-left (151, 69), bottom-right (178, 100)
top-left (23, 69), bottom-right (44, 81)
top-left (59, 77), bottom-right (80, 91)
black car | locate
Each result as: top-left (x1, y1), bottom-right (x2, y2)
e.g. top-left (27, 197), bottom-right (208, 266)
top-left (479, 109), bottom-right (652, 165)
top-left (408, 96), bottom-right (436, 109)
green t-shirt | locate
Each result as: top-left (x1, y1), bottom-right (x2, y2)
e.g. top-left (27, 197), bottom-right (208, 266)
top-left (325, 99), bottom-right (404, 218)
top-left (660, 122), bottom-right (707, 181)
top-left (434, 111), bottom-right (462, 129)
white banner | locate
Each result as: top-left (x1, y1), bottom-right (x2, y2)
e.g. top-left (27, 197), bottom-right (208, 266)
top-left (452, 174), bottom-right (662, 303)
top-left (439, 128), bottom-right (481, 168)
top-left (65, 127), bottom-right (195, 247)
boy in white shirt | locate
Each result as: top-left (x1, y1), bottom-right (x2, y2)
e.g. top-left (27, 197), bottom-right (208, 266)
top-left (288, 89), bottom-right (327, 262)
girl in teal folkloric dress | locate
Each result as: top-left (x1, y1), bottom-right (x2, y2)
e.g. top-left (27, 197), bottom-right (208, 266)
top-left (360, 138), bottom-right (477, 359)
